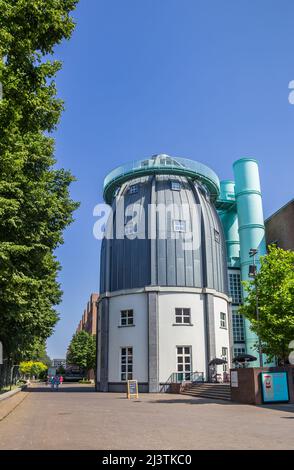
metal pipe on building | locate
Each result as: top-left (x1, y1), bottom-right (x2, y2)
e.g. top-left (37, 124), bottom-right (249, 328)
top-left (233, 158), bottom-right (266, 364)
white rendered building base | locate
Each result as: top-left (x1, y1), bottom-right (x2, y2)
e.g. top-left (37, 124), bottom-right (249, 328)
top-left (96, 287), bottom-right (232, 392)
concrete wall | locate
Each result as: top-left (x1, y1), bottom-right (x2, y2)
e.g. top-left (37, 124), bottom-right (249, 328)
top-left (108, 293), bottom-right (148, 383)
top-left (213, 296), bottom-right (231, 375)
top-left (231, 366), bottom-right (294, 405)
top-left (158, 292), bottom-right (206, 383)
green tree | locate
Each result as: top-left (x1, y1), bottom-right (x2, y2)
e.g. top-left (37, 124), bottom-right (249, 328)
top-left (0, 1), bottom-right (79, 363)
top-left (239, 245), bottom-right (294, 364)
top-left (19, 360), bottom-right (47, 378)
top-left (67, 331), bottom-right (96, 378)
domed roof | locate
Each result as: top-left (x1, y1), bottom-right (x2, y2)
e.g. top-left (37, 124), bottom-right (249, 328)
top-left (103, 154), bottom-right (220, 205)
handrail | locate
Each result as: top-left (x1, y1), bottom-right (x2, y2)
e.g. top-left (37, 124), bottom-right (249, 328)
top-left (160, 371), bottom-right (204, 392)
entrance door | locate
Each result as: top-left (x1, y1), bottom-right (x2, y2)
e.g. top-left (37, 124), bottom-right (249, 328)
top-left (177, 346), bottom-right (192, 381)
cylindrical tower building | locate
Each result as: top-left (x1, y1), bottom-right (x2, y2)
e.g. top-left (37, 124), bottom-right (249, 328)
top-left (97, 155), bottom-right (231, 392)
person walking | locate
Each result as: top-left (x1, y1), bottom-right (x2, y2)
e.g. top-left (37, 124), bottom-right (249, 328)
top-left (59, 375), bottom-right (63, 386)
top-left (50, 375), bottom-right (55, 391)
top-left (54, 375), bottom-right (60, 391)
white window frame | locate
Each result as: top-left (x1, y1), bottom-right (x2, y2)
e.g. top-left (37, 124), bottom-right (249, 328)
top-left (175, 308), bottom-right (191, 325)
top-left (173, 219), bottom-right (186, 233)
top-left (220, 312), bottom-right (227, 329)
top-left (176, 346), bottom-right (192, 381)
top-left (125, 221), bottom-right (137, 236)
top-left (171, 181), bottom-right (181, 191)
top-left (221, 347), bottom-right (228, 372)
top-left (129, 184), bottom-right (138, 195)
top-left (120, 346), bottom-right (133, 382)
top-left (120, 309), bottom-right (134, 327)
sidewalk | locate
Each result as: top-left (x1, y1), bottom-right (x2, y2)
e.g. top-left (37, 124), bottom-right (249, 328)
top-left (0, 389), bottom-right (29, 422)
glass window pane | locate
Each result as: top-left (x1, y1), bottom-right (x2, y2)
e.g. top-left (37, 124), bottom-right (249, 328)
top-left (184, 347), bottom-right (190, 355)
top-left (176, 317), bottom-right (182, 323)
top-left (177, 347), bottom-right (183, 354)
top-left (121, 348), bottom-right (126, 355)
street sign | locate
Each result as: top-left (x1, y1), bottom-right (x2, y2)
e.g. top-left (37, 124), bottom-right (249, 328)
top-left (127, 380), bottom-right (138, 399)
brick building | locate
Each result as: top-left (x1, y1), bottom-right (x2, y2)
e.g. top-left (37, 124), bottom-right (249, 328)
top-left (77, 293), bottom-right (99, 336)
top-left (76, 293), bottom-right (99, 381)
top-left (265, 199), bottom-right (294, 250)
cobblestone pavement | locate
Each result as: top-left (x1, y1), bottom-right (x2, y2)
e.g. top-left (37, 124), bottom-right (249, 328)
top-left (0, 383), bottom-right (293, 450)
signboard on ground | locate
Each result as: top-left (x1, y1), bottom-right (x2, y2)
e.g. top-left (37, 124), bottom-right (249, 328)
top-left (260, 372), bottom-right (289, 403)
top-left (127, 380), bottom-right (139, 399)
top-left (231, 370), bottom-right (238, 388)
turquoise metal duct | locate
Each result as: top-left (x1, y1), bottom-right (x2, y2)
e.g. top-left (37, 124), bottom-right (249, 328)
top-left (218, 180), bottom-right (240, 267)
top-left (233, 158), bottom-right (266, 363)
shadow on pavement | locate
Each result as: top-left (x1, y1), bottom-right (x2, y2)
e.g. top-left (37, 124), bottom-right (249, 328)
top-left (149, 397), bottom-right (237, 405)
top-left (257, 403), bottom-right (294, 414)
top-left (27, 385), bottom-right (95, 393)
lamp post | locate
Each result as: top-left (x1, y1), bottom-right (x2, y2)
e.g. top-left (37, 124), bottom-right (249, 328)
top-left (249, 248), bottom-right (263, 368)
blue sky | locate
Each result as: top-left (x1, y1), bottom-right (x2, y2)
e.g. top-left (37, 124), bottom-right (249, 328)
top-left (47, 0), bottom-right (294, 358)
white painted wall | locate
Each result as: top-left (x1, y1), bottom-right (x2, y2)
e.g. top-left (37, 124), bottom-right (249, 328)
top-left (213, 296), bottom-right (230, 375)
top-left (158, 292), bottom-right (206, 383)
top-left (108, 293), bottom-right (148, 382)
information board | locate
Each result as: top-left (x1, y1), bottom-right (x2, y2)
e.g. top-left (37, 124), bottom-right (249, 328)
top-left (260, 372), bottom-right (289, 403)
top-left (127, 380), bottom-right (138, 399)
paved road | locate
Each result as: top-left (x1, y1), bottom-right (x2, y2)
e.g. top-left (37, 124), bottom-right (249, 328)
top-left (0, 383), bottom-right (293, 449)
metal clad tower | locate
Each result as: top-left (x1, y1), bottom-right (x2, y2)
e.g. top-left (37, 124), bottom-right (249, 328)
top-left (97, 155), bottom-right (231, 392)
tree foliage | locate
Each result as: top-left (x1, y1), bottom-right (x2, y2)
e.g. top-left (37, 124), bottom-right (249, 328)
top-left (0, 1), bottom-right (79, 361)
top-left (239, 245), bottom-right (294, 364)
top-left (19, 360), bottom-right (47, 378)
top-left (67, 331), bottom-right (96, 375)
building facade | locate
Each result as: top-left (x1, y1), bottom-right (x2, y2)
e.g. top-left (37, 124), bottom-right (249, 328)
top-left (265, 199), bottom-right (294, 250)
top-left (77, 293), bottom-right (99, 336)
top-left (96, 155), bottom-right (267, 392)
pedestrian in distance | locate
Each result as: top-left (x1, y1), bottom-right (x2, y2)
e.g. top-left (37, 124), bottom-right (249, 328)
top-left (50, 376), bottom-right (55, 391)
top-left (54, 375), bottom-right (60, 391)
top-left (59, 375), bottom-right (63, 386)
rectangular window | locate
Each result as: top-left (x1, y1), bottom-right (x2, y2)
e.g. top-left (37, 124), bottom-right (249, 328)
top-left (229, 273), bottom-right (242, 304)
top-left (171, 181), bottom-right (181, 191)
top-left (221, 347), bottom-right (228, 372)
top-left (121, 347), bottom-right (133, 381)
top-left (214, 229), bottom-right (220, 243)
top-left (173, 219), bottom-right (186, 232)
top-left (120, 310), bottom-right (134, 327)
top-left (177, 346), bottom-right (192, 381)
top-left (232, 313), bottom-right (245, 342)
top-left (129, 184), bottom-right (138, 195)
top-left (125, 222), bottom-right (137, 236)
top-left (220, 312), bottom-right (227, 329)
top-left (234, 346), bottom-right (246, 357)
top-left (175, 308), bottom-right (191, 324)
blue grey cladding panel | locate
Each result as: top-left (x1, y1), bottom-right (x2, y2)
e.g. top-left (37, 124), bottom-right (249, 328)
top-left (100, 174), bottom-right (228, 294)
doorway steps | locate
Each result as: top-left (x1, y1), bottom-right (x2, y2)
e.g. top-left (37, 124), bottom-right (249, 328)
top-left (181, 382), bottom-right (231, 401)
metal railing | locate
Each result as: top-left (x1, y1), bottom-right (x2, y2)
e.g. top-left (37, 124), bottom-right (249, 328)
top-left (103, 155), bottom-right (220, 203)
top-left (160, 371), bottom-right (204, 393)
